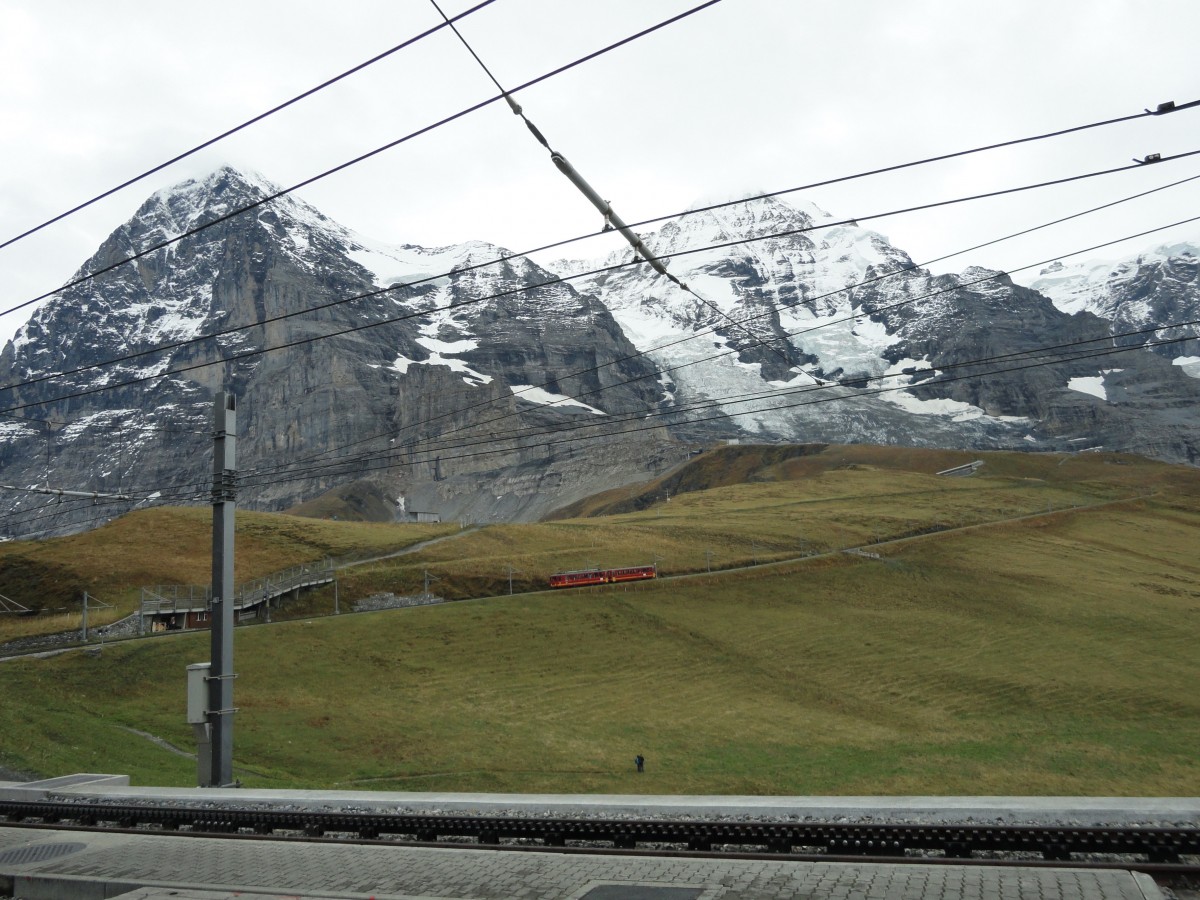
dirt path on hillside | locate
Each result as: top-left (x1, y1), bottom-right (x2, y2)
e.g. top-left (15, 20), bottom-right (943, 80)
top-left (117, 726), bottom-right (194, 758)
top-left (336, 526), bottom-right (480, 570)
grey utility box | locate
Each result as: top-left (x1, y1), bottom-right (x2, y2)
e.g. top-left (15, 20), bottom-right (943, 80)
top-left (187, 662), bottom-right (214, 786)
top-left (187, 662), bottom-right (211, 724)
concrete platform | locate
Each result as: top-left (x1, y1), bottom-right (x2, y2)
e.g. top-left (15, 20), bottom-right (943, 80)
top-left (0, 825), bottom-right (1166, 899)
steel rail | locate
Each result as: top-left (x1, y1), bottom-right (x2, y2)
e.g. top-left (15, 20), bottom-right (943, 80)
top-left (1, 800), bottom-right (1196, 870)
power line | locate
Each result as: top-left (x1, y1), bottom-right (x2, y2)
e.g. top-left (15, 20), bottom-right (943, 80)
top-left (11, 316), bottom-right (1194, 533)
top-left (0, 0), bottom-right (500, 253)
top-left (433, 0), bottom-right (826, 371)
top-left (0, 494), bottom-right (127, 534)
top-left (7, 102), bottom-right (1195, 399)
top-left (0, 0), bottom-right (729, 324)
top-left (0, 483), bottom-right (149, 502)
top-left (236, 328), bottom-right (1200, 493)
top-left (628, 99), bottom-right (1200, 232)
top-left (0, 406), bottom-right (209, 437)
top-left (5, 151), bottom-right (1196, 414)
top-left (0, 503), bottom-right (140, 540)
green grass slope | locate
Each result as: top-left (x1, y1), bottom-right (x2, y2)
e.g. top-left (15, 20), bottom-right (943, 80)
top-left (1, 445), bottom-right (1197, 795)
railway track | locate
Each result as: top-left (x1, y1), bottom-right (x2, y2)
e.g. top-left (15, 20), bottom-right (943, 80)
top-left (2, 799), bottom-right (1197, 877)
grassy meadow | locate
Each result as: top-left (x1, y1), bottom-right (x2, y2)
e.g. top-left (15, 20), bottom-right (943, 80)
top-left (0, 507), bottom-right (456, 638)
top-left (1, 444), bottom-right (1198, 795)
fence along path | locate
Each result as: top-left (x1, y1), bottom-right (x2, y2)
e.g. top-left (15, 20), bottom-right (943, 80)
top-left (139, 559), bottom-right (335, 628)
top-left (136, 527), bottom-right (483, 631)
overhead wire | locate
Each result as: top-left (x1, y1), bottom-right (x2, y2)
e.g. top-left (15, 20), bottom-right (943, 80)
top-left (431, 0), bottom-right (819, 372)
top-left (0, 504), bottom-right (141, 540)
top-left (5, 67), bottom-right (1199, 507)
top-left (0, 406), bottom-right (210, 437)
top-left (627, 100), bottom-right (1200, 231)
top-left (0, 0), bottom-right (500, 253)
top-left (0, 494), bottom-right (126, 535)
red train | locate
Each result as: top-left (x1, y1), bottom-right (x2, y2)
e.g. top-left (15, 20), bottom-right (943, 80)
top-left (548, 564), bottom-right (657, 589)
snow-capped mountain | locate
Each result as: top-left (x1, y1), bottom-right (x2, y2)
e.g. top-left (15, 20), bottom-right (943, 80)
top-left (0, 167), bottom-right (674, 536)
top-left (2, 169), bottom-right (1199, 537)
top-left (1030, 239), bottom-right (1200, 378)
top-left (572, 195), bottom-right (1200, 456)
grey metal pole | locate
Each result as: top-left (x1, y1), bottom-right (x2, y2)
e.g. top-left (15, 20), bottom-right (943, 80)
top-left (209, 392), bottom-right (237, 788)
top-left (81, 592), bottom-right (88, 643)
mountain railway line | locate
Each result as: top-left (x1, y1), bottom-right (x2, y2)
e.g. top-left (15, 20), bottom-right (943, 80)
top-left (1, 799), bottom-right (1197, 878)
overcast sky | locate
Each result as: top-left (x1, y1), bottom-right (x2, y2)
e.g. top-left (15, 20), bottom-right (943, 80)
top-left (2, 0), bottom-right (1199, 346)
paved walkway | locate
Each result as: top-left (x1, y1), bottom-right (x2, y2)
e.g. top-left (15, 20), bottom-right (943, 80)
top-left (0, 826), bottom-right (1164, 900)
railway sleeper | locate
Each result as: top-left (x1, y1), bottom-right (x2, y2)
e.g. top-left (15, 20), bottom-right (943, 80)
top-left (1042, 843), bottom-right (1072, 861)
top-left (1147, 845), bottom-right (1182, 863)
top-left (944, 841), bottom-right (973, 859)
top-left (193, 819), bottom-right (237, 834)
top-left (827, 838), bottom-right (902, 856)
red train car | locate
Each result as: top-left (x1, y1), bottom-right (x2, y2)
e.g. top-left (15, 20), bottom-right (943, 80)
top-left (549, 564), bottom-right (657, 589)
